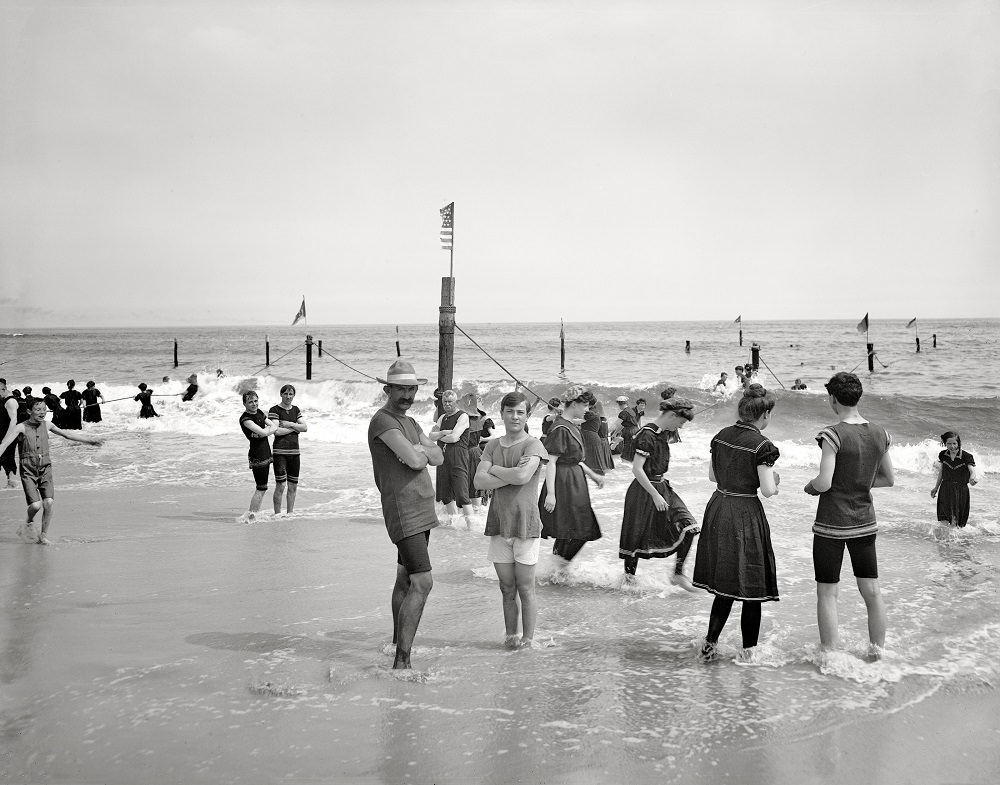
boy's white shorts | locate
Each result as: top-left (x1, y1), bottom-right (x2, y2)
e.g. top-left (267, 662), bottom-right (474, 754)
top-left (488, 535), bottom-right (541, 566)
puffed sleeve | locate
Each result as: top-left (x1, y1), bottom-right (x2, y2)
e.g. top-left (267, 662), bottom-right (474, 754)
top-left (633, 427), bottom-right (656, 457)
top-left (965, 451), bottom-right (976, 467)
top-left (545, 424), bottom-right (571, 455)
top-left (937, 450), bottom-right (947, 464)
top-left (756, 440), bottom-right (780, 466)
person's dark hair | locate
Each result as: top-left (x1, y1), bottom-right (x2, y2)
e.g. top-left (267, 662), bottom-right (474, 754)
top-left (280, 384), bottom-right (296, 395)
top-left (23, 386), bottom-right (32, 393)
top-left (660, 387), bottom-right (677, 400)
top-left (86, 380), bottom-right (95, 388)
top-left (737, 383), bottom-right (776, 422)
top-left (659, 397), bottom-right (695, 421)
top-left (940, 431), bottom-right (961, 449)
top-left (580, 390), bottom-right (597, 407)
top-left (824, 372), bottom-right (863, 406)
top-left (242, 390), bottom-right (259, 405)
top-left (0, 378), bottom-right (6, 385)
top-left (546, 397), bottom-right (561, 411)
top-left (66, 379), bottom-right (75, 389)
top-left (138, 382), bottom-right (148, 391)
top-left (560, 385), bottom-right (590, 406)
top-left (30, 398), bottom-right (47, 410)
top-left (635, 398), bottom-right (646, 406)
top-left (42, 387), bottom-right (51, 394)
top-left (500, 391), bottom-right (529, 412)
top-left (11, 389), bottom-right (21, 398)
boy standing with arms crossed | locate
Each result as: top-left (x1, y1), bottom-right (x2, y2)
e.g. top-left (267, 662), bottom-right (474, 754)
top-left (804, 372), bottom-right (894, 658)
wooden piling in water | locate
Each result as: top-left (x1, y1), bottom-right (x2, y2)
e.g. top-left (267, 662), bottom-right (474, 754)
top-left (867, 343), bottom-right (875, 372)
top-left (265, 335), bottom-right (270, 367)
top-left (305, 335), bottom-right (313, 380)
top-left (438, 278), bottom-right (456, 405)
top-left (173, 339), bottom-right (178, 368)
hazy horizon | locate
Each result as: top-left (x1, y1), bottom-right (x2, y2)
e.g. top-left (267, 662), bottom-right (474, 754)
top-left (2, 0), bottom-right (997, 328)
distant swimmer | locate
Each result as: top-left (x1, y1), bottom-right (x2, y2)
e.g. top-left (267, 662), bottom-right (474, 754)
top-left (81, 381), bottom-right (105, 422)
top-left (268, 384), bottom-right (307, 516)
top-left (135, 383), bottom-right (159, 418)
top-left (0, 378), bottom-right (19, 486)
top-left (931, 431), bottom-right (977, 527)
top-left (791, 379), bottom-right (808, 390)
top-left (368, 360), bottom-right (443, 669)
top-left (0, 397), bottom-right (103, 544)
top-left (181, 374), bottom-right (199, 402)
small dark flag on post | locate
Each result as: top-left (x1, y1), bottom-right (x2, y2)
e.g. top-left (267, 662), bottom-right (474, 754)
top-left (906, 317), bottom-right (917, 328)
top-left (292, 297), bottom-right (306, 326)
top-left (734, 315), bottom-right (741, 323)
top-left (440, 202), bottom-right (454, 250)
top-left (856, 312), bottom-right (869, 334)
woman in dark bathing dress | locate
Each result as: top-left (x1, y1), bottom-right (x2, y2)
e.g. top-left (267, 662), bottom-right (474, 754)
top-left (81, 381), bottom-right (104, 423)
top-left (581, 393), bottom-right (614, 475)
top-left (538, 386), bottom-right (604, 563)
top-left (693, 384), bottom-right (781, 664)
top-left (619, 397), bottom-right (700, 587)
top-left (60, 380), bottom-right (84, 430)
top-left (931, 431), bottom-right (977, 527)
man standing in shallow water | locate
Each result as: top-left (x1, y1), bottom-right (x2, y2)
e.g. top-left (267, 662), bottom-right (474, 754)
top-left (368, 361), bottom-right (444, 670)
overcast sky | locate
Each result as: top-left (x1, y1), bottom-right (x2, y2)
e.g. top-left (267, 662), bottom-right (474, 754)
top-left (1, 0), bottom-right (997, 328)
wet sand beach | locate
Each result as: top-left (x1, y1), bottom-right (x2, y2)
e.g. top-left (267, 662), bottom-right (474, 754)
top-left (2, 479), bottom-right (999, 785)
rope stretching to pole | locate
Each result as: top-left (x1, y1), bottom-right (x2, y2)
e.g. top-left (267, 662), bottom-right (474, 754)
top-left (454, 323), bottom-right (545, 403)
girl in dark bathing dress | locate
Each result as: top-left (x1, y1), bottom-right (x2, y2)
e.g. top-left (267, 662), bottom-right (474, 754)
top-left (931, 431), bottom-right (977, 527)
top-left (135, 383), bottom-right (159, 418)
top-left (539, 386), bottom-right (604, 564)
top-left (693, 384), bottom-right (781, 664)
top-left (619, 397), bottom-right (700, 588)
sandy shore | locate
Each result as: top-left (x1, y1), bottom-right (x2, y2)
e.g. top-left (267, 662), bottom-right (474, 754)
top-left (2, 482), bottom-right (998, 785)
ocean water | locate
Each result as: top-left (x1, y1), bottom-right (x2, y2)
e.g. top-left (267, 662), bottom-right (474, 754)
top-left (1, 319), bottom-right (998, 780)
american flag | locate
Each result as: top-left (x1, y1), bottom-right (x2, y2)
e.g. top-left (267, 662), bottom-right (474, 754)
top-left (440, 202), bottom-right (453, 250)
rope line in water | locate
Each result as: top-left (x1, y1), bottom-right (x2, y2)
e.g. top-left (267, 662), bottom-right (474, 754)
top-left (315, 348), bottom-right (380, 382)
top-left (757, 355), bottom-right (787, 390)
top-left (453, 323), bottom-right (545, 404)
top-left (249, 342), bottom-right (305, 377)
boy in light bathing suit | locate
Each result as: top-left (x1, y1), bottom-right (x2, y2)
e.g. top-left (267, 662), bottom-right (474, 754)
top-left (0, 399), bottom-right (103, 544)
top-left (475, 391), bottom-right (549, 649)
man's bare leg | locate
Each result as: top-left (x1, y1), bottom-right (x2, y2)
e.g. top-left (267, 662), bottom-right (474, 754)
top-left (394, 570), bottom-right (433, 669)
top-left (391, 565), bottom-right (410, 644)
top-left (284, 483), bottom-right (297, 514)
